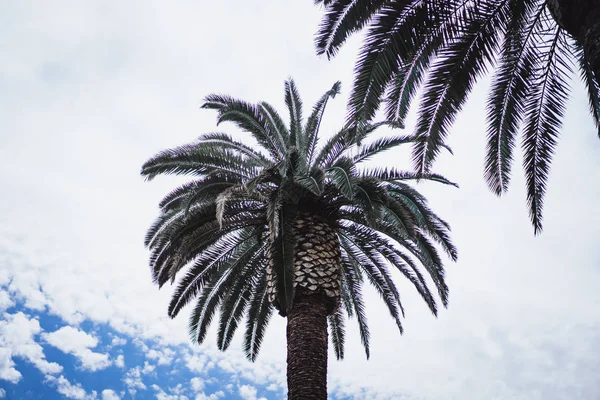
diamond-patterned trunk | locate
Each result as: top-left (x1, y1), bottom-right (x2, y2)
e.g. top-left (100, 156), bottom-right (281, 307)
top-left (266, 213), bottom-right (341, 315)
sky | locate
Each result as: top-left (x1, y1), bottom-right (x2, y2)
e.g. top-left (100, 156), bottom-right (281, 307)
top-left (1, 1), bottom-right (600, 399)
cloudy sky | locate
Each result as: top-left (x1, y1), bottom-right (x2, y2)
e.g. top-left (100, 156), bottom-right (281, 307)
top-left (1, 1), bottom-right (600, 399)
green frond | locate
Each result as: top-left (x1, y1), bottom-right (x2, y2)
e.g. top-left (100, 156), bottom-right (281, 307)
top-left (198, 132), bottom-right (273, 166)
top-left (339, 267), bottom-right (355, 319)
top-left (284, 79), bottom-right (304, 149)
top-left (187, 256), bottom-right (244, 346)
top-left (268, 198), bottom-right (298, 315)
top-left (340, 247), bottom-right (370, 359)
top-left (258, 102), bottom-right (290, 153)
top-left (351, 134), bottom-right (415, 164)
top-left (169, 230), bottom-right (262, 318)
top-left (244, 274), bottom-right (274, 361)
top-left (217, 244), bottom-right (267, 351)
top-left (484, 1), bottom-right (542, 194)
top-left (305, 81), bottom-right (341, 164)
top-left (412, 0), bottom-right (510, 173)
top-left (294, 175), bottom-right (324, 196)
top-left (576, 43), bottom-right (600, 137)
top-left (152, 212), bottom-right (265, 288)
top-left (383, 32), bottom-right (437, 125)
top-left (325, 157), bottom-right (357, 199)
top-left (141, 143), bottom-right (261, 181)
top-left (415, 234), bottom-right (448, 307)
top-left (339, 218), bottom-right (439, 314)
top-left (347, 2), bottom-right (435, 128)
top-left (157, 175), bottom-right (240, 213)
top-left (340, 233), bottom-right (404, 334)
top-left (314, 128), bottom-right (349, 169)
top-left (522, 21), bottom-right (572, 234)
top-left (328, 307), bottom-right (346, 360)
top-left (361, 168), bottom-right (458, 187)
top-left (315, 0), bottom-right (389, 58)
top-left (202, 94), bottom-right (285, 160)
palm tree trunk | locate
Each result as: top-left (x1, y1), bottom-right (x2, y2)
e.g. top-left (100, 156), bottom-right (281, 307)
top-left (286, 292), bottom-right (328, 400)
top-left (547, 0), bottom-right (600, 79)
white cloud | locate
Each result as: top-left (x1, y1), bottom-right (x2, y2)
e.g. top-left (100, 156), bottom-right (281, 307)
top-left (123, 366), bottom-right (145, 396)
top-left (265, 383), bottom-right (279, 391)
top-left (141, 361), bottom-right (155, 374)
top-left (146, 347), bottom-right (175, 365)
top-left (114, 354), bottom-right (125, 368)
top-left (45, 375), bottom-right (97, 400)
top-left (194, 394), bottom-right (219, 400)
top-left (43, 326), bottom-right (111, 371)
top-left (184, 353), bottom-right (213, 374)
top-left (0, 388), bottom-right (5, 398)
top-left (190, 377), bottom-right (204, 392)
top-left (0, 312), bottom-right (62, 383)
top-left (151, 384), bottom-right (189, 400)
top-left (110, 336), bottom-right (126, 347)
top-left (0, 291), bottom-right (14, 311)
top-left (132, 338), bottom-right (149, 352)
top-left (170, 384), bottom-right (186, 396)
top-left (101, 389), bottom-right (121, 400)
top-left (238, 385), bottom-right (258, 400)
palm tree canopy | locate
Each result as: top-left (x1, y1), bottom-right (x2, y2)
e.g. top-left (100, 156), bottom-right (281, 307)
top-left (315, 0), bottom-right (600, 234)
top-left (141, 79), bottom-right (457, 361)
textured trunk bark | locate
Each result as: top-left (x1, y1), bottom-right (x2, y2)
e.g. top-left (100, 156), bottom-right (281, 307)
top-left (286, 293), bottom-right (328, 400)
top-left (547, 0), bottom-right (600, 79)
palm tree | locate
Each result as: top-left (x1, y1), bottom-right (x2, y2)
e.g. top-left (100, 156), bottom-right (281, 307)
top-left (141, 79), bottom-right (457, 399)
top-left (315, 0), bottom-right (600, 233)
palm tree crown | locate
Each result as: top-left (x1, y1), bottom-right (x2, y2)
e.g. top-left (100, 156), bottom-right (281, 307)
top-left (141, 79), bottom-right (457, 361)
top-left (316, 0), bottom-right (600, 233)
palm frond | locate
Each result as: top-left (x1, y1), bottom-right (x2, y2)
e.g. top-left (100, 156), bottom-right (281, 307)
top-left (268, 196), bottom-right (298, 315)
top-left (217, 245), bottom-right (267, 351)
top-left (348, 2), bottom-right (433, 128)
top-left (576, 43), bottom-right (600, 137)
top-left (352, 134), bottom-right (415, 164)
top-left (284, 79), bottom-right (304, 149)
top-left (315, 0), bottom-right (390, 58)
top-left (198, 132), bottom-right (272, 166)
top-left (258, 102), bottom-right (290, 153)
top-left (340, 233), bottom-right (404, 334)
top-left (340, 247), bottom-right (370, 359)
top-left (169, 230), bottom-right (262, 318)
top-left (202, 95), bottom-right (285, 160)
top-left (328, 307), bottom-right (346, 360)
top-left (484, 0), bottom-right (542, 194)
top-left (325, 157), bottom-right (357, 199)
top-left (305, 81), bottom-right (341, 165)
top-left (244, 274), bottom-right (274, 361)
top-left (412, 0), bottom-right (510, 173)
top-left (141, 143), bottom-right (261, 181)
top-left (522, 20), bottom-right (572, 233)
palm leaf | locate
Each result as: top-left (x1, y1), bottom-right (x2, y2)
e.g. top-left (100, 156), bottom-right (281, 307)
top-left (522, 22), bottom-right (572, 233)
